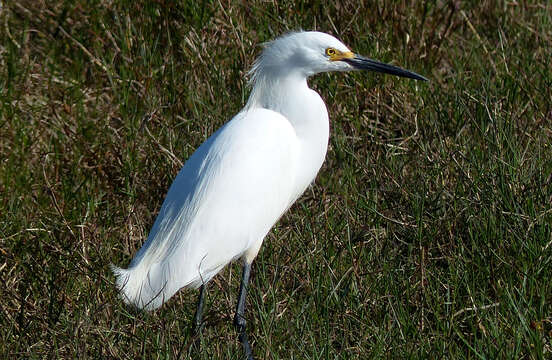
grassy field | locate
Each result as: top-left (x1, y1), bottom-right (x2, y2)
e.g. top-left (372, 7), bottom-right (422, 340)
top-left (1, 0), bottom-right (551, 358)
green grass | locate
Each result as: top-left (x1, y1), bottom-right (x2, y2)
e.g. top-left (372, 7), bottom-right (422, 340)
top-left (1, 0), bottom-right (551, 358)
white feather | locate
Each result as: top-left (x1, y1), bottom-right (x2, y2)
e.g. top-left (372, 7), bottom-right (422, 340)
top-left (113, 108), bottom-right (305, 309)
top-left (112, 31), bottom-right (393, 310)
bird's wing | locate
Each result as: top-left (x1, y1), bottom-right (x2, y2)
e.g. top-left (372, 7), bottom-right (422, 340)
top-left (113, 108), bottom-right (300, 309)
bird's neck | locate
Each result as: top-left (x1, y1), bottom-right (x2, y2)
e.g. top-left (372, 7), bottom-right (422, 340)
top-left (245, 71), bottom-right (330, 195)
top-left (246, 72), bottom-right (327, 132)
top-left (245, 71), bottom-right (304, 112)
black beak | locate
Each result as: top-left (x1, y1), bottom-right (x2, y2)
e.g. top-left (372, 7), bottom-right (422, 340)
top-left (343, 55), bottom-right (428, 81)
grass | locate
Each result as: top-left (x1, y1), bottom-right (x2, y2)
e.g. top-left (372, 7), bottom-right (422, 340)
top-left (1, 0), bottom-right (551, 358)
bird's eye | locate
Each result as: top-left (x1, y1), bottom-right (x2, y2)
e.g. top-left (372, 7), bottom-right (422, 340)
top-left (325, 48), bottom-right (337, 57)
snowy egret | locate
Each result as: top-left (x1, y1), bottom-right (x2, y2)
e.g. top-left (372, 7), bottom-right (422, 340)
top-left (112, 31), bottom-right (427, 358)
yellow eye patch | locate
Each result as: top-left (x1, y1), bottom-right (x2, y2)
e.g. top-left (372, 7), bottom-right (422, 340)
top-left (325, 47), bottom-right (354, 61)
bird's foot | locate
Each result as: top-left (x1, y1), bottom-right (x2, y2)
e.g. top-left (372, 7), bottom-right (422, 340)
top-left (191, 313), bottom-right (204, 337)
top-left (192, 322), bottom-right (203, 336)
top-left (234, 316), bottom-right (254, 360)
top-left (238, 330), bottom-right (254, 360)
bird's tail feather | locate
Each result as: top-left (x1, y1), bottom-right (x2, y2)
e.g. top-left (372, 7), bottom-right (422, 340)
top-left (110, 263), bottom-right (171, 311)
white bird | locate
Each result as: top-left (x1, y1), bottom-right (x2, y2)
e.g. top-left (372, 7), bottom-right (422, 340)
top-left (112, 31), bottom-right (426, 358)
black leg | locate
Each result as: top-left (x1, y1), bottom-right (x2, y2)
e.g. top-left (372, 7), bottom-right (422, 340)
top-left (234, 262), bottom-right (254, 360)
top-left (193, 284), bottom-right (206, 334)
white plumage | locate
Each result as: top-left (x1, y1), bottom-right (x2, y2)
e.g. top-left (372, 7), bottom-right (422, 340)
top-left (112, 108), bottom-right (304, 310)
top-left (112, 31), bottom-right (426, 319)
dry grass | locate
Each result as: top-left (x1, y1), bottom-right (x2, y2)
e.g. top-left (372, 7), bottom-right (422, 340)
top-left (1, 1), bottom-right (551, 359)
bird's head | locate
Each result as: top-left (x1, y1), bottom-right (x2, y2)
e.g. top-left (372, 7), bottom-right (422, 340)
top-left (250, 31), bottom-right (427, 82)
